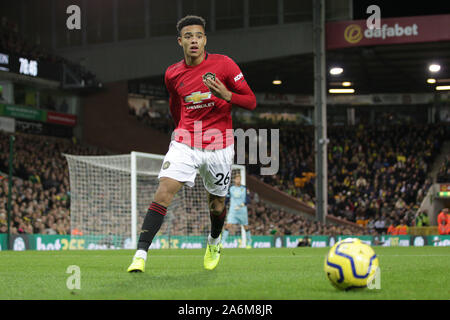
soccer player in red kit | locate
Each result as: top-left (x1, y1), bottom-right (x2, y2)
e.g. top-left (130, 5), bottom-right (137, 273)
top-left (128, 15), bottom-right (256, 272)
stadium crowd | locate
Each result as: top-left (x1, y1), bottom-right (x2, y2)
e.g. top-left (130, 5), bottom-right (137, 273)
top-left (128, 105), bottom-right (448, 234)
top-left (436, 155), bottom-right (450, 183)
top-left (240, 122), bottom-right (445, 233)
top-left (0, 118), bottom-right (447, 237)
top-left (245, 191), bottom-right (364, 236)
top-left (0, 130), bottom-right (363, 237)
top-left (0, 131), bottom-right (104, 235)
top-left (155, 187), bottom-right (364, 237)
top-left (0, 131), bottom-right (366, 238)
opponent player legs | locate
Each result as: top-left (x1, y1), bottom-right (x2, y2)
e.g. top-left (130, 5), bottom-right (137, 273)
top-left (222, 207), bottom-right (251, 248)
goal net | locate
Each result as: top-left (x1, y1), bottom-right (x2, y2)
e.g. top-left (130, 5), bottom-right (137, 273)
top-left (64, 152), bottom-right (245, 250)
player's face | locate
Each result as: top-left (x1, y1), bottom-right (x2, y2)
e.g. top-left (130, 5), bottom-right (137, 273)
top-left (178, 25), bottom-right (207, 59)
top-left (234, 176), bottom-right (241, 186)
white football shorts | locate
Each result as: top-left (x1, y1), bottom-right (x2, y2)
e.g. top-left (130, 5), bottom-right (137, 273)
top-left (158, 140), bottom-right (235, 197)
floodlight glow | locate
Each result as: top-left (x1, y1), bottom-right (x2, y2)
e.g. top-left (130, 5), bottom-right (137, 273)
top-left (330, 67), bottom-right (343, 75)
top-left (436, 85), bottom-right (450, 90)
top-left (329, 88), bottom-right (355, 93)
top-left (342, 81), bottom-right (352, 87)
top-left (427, 78), bottom-right (436, 84)
top-left (429, 64), bottom-right (441, 72)
top-left (272, 79), bottom-right (282, 85)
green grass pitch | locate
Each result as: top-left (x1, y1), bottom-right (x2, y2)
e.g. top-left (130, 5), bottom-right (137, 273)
top-left (0, 246), bottom-right (449, 300)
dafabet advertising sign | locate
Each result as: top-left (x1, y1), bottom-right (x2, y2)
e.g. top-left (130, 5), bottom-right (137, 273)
top-left (326, 14), bottom-right (450, 50)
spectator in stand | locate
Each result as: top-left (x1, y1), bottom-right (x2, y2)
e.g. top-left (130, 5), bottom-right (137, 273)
top-left (396, 219), bottom-right (408, 235)
top-left (387, 219), bottom-right (397, 235)
top-left (366, 216), bottom-right (376, 234)
top-left (374, 213), bottom-right (386, 234)
top-left (437, 208), bottom-right (449, 235)
top-left (355, 208), bottom-right (368, 228)
top-left (438, 216), bottom-right (449, 235)
top-left (437, 208), bottom-right (448, 226)
top-left (415, 210), bottom-right (430, 227)
top-left (436, 155), bottom-right (450, 183)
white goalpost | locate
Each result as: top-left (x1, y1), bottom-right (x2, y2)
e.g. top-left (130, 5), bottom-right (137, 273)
top-left (64, 151), bottom-right (245, 250)
top-left (129, 152), bottom-right (165, 249)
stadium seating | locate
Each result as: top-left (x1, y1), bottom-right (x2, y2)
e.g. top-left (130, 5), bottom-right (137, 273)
top-left (0, 129), bottom-right (364, 237)
top-left (130, 109), bottom-right (447, 233)
top-left (436, 155), bottom-right (450, 183)
top-left (249, 122), bottom-right (445, 233)
top-left (0, 131), bottom-right (105, 235)
top-left (246, 190), bottom-right (363, 236)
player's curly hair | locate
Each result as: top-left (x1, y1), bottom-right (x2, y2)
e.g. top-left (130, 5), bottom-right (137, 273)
top-left (176, 15), bottom-right (206, 35)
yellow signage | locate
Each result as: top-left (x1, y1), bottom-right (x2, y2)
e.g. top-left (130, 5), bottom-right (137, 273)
top-left (344, 24), bottom-right (363, 44)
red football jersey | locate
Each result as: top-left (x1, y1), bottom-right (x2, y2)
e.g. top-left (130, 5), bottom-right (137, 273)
top-left (165, 52), bottom-right (256, 150)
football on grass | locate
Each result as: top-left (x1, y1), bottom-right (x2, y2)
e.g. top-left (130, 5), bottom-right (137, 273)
top-left (324, 238), bottom-right (380, 291)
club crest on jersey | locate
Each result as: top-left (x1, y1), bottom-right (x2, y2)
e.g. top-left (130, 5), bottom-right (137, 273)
top-left (202, 72), bottom-right (216, 82)
top-left (184, 91), bottom-right (212, 104)
top-left (163, 161), bottom-right (170, 169)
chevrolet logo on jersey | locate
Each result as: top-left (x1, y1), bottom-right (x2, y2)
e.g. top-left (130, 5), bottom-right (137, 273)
top-left (184, 91), bottom-right (211, 104)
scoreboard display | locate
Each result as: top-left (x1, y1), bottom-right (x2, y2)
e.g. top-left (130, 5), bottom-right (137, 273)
top-left (0, 52), bottom-right (62, 81)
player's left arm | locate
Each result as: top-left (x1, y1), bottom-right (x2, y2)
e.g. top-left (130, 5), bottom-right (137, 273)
top-left (203, 57), bottom-right (256, 110)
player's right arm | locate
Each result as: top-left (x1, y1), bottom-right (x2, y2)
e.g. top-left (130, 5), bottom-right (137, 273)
top-left (165, 70), bottom-right (181, 127)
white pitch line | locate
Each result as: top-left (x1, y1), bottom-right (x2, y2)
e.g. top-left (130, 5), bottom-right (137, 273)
top-left (145, 254), bottom-right (450, 258)
top-left (15, 253), bottom-right (449, 259)
top-left (375, 254), bottom-right (450, 257)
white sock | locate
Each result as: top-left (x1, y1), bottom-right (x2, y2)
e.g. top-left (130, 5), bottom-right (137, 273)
top-left (134, 249), bottom-right (147, 261)
top-left (208, 234), bottom-right (220, 245)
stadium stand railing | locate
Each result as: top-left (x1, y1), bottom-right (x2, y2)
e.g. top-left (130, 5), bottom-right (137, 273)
top-left (408, 226), bottom-right (439, 236)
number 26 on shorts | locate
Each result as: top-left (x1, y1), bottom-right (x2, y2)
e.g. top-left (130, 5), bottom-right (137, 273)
top-left (214, 171), bottom-right (230, 186)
